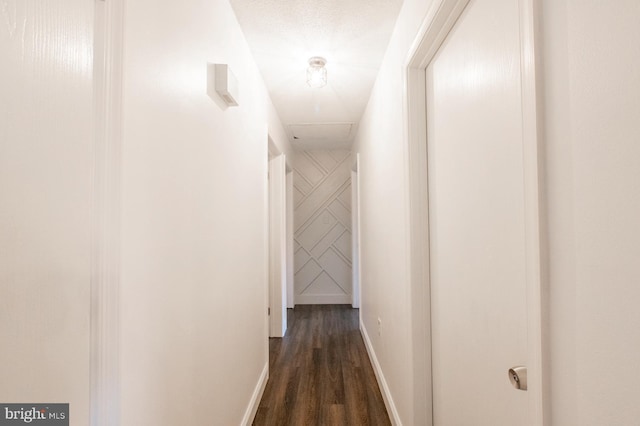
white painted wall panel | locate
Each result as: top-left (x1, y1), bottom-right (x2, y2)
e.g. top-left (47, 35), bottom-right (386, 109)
top-left (297, 212), bottom-right (338, 251)
top-left (294, 154), bottom-right (325, 185)
top-left (294, 247), bottom-right (311, 272)
top-left (294, 175), bottom-right (313, 195)
top-left (293, 186), bottom-right (305, 207)
top-left (311, 151), bottom-right (340, 171)
top-left (337, 185), bottom-right (352, 209)
top-left (310, 224), bottom-right (347, 258)
top-left (0, 0), bottom-right (93, 422)
top-left (318, 249), bottom-right (351, 293)
top-left (304, 272), bottom-right (341, 295)
top-left (296, 259), bottom-right (323, 287)
top-left (295, 158), bottom-right (352, 228)
top-left (328, 199), bottom-right (351, 230)
top-left (333, 231), bottom-right (352, 262)
top-left (294, 150), bottom-right (352, 304)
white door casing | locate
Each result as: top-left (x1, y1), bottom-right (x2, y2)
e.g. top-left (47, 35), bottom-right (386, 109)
top-left (286, 170), bottom-right (295, 309)
top-left (404, 0), bottom-right (545, 424)
top-left (269, 153), bottom-right (287, 337)
top-left (350, 157), bottom-right (361, 309)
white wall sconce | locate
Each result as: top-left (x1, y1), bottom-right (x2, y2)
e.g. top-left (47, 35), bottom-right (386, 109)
top-left (207, 63), bottom-right (239, 107)
top-left (307, 56), bottom-right (327, 88)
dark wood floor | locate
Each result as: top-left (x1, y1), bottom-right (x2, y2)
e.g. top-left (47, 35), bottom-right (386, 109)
top-left (253, 305), bottom-right (391, 426)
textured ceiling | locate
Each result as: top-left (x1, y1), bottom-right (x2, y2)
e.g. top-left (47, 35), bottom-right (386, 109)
top-left (230, 0), bottom-right (403, 150)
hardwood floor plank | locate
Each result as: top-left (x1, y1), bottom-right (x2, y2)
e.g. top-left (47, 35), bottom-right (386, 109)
top-left (322, 404), bottom-right (347, 426)
top-left (253, 305), bottom-right (390, 426)
top-left (342, 365), bottom-right (370, 425)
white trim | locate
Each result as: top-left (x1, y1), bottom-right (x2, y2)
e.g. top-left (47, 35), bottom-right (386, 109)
top-left (263, 135), bottom-right (270, 375)
top-left (518, 0), bottom-right (549, 423)
top-left (286, 171), bottom-right (295, 309)
top-left (294, 294), bottom-right (352, 305)
top-left (91, 0), bottom-right (124, 424)
top-left (403, 2), bottom-right (471, 424)
top-left (242, 362), bottom-right (269, 426)
top-left (350, 157), bottom-right (361, 309)
top-left (360, 323), bottom-right (402, 426)
top-left (356, 155), bottom-right (362, 319)
top-left (269, 152), bottom-right (287, 337)
top-left (403, 0), bottom-right (547, 424)
top-left (405, 0), bottom-right (470, 69)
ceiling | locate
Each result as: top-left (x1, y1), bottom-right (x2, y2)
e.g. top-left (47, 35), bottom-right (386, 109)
top-left (229, 0), bottom-right (403, 150)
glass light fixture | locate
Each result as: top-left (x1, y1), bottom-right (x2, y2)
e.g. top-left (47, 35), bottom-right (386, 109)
top-left (307, 56), bottom-right (327, 88)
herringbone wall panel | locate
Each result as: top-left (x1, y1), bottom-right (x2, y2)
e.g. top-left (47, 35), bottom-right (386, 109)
top-left (293, 150), bottom-right (352, 304)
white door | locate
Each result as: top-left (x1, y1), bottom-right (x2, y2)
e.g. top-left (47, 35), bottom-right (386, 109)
top-left (427, 0), bottom-right (532, 424)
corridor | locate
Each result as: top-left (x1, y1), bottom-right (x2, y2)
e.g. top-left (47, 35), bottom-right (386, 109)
top-left (2, 0), bottom-right (639, 424)
top-left (254, 306), bottom-right (390, 426)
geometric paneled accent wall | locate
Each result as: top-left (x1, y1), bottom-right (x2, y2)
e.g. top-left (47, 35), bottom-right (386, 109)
top-left (293, 150), bottom-right (352, 304)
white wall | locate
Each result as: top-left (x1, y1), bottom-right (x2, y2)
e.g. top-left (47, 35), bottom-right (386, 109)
top-left (351, 0), bottom-right (435, 423)
top-left (293, 150), bottom-right (353, 305)
top-left (120, 0), bottom-right (290, 424)
top-left (0, 0), bottom-right (93, 423)
top-left (541, 1), bottom-right (640, 424)
top-left (354, 0), bottom-right (640, 424)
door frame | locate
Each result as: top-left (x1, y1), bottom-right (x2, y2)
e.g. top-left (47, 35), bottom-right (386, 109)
top-left (286, 168), bottom-right (295, 309)
top-left (403, 0), bottom-right (548, 424)
top-left (267, 138), bottom-right (288, 337)
top-left (351, 154), bottom-right (362, 309)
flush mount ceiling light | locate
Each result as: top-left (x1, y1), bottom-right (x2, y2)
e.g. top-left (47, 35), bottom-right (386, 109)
top-left (307, 56), bottom-right (327, 88)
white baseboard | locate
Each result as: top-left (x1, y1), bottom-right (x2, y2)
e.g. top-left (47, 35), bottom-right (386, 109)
top-left (241, 362), bottom-right (269, 426)
top-left (360, 323), bottom-right (403, 426)
top-left (295, 294), bottom-right (352, 304)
